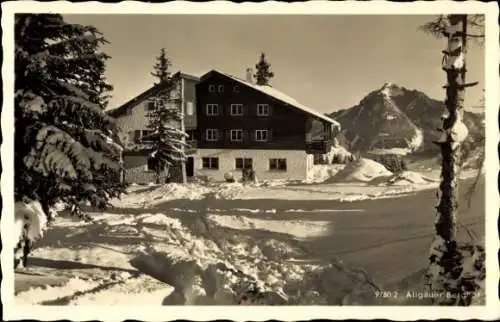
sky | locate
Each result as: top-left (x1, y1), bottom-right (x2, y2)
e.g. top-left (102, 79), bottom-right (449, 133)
top-left (63, 14), bottom-right (485, 113)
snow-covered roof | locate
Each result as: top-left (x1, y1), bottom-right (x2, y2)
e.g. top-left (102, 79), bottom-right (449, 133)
top-left (211, 70), bottom-right (340, 127)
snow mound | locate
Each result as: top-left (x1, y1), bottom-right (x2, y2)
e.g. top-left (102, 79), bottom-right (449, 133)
top-left (213, 182), bottom-right (247, 200)
top-left (115, 183), bottom-right (211, 208)
top-left (306, 164), bottom-right (345, 183)
top-left (328, 158), bottom-right (392, 183)
top-left (386, 171), bottom-right (439, 186)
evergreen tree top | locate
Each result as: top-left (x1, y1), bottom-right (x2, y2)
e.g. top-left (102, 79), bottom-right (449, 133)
top-left (151, 47), bottom-right (173, 86)
top-left (254, 52), bottom-right (274, 86)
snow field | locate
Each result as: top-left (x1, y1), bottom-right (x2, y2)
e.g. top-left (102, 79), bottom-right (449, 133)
top-left (16, 207), bottom-right (380, 305)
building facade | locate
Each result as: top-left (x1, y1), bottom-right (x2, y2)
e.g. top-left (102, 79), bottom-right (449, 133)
top-left (191, 69), bottom-right (341, 182)
top-left (107, 72), bottom-right (199, 184)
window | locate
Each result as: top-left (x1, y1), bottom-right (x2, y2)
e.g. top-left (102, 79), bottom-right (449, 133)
top-left (218, 85), bottom-right (225, 93)
top-left (186, 102), bottom-right (194, 116)
top-left (141, 130), bottom-right (155, 142)
top-left (205, 129), bottom-right (219, 141)
top-left (202, 157), bottom-right (219, 170)
top-left (235, 158), bottom-right (253, 170)
top-left (206, 104), bottom-right (219, 116)
top-left (233, 85), bottom-right (241, 92)
top-left (255, 129), bottom-right (269, 142)
top-left (186, 129), bottom-right (196, 141)
top-left (270, 158), bottom-right (287, 171)
top-left (208, 85), bottom-right (216, 92)
top-left (230, 129), bottom-right (243, 142)
top-left (257, 104), bottom-right (270, 116)
top-left (146, 101), bottom-right (156, 110)
top-left (230, 104), bottom-right (243, 116)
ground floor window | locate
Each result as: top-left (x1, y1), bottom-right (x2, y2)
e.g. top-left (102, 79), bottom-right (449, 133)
top-left (269, 158), bottom-right (287, 171)
top-left (202, 157), bottom-right (219, 169)
top-left (235, 157), bottom-right (253, 170)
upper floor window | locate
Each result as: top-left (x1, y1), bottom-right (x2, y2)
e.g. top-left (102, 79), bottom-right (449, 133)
top-left (141, 130), bottom-right (155, 141)
top-left (206, 104), bottom-right (219, 116)
top-left (230, 104), bottom-right (243, 116)
top-left (269, 158), bottom-right (287, 172)
top-left (186, 129), bottom-right (196, 141)
top-left (146, 101), bottom-right (156, 110)
top-left (233, 85), bottom-right (241, 93)
top-left (186, 102), bottom-right (194, 116)
top-left (208, 85), bottom-right (216, 93)
top-left (255, 129), bottom-right (269, 142)
top-left (230, 129), bottom-right (243, 142)
top-left (205, 128), bottom-right (219, 141)
top-left (257, 104), bottom-right (270, 116)
top-left (235, 158), bottom-right (253, 170)
top-left (218, 85), bottom-right (225, 93)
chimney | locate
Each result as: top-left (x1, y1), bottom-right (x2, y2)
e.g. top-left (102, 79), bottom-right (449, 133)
top-left (245, 68), bottom-right (253, 83)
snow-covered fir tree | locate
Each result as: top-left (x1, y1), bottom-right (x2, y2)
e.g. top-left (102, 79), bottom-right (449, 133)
top-left (14, 14), bottom-right (126, 265)
top-left (254, 52), bottom-right (274, 86)
top-left (15, 14), bottom-right (125, 217)
top-left (145, 49), bottom-right (188, 183)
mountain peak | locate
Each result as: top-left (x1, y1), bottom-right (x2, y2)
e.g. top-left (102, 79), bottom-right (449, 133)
top-left (377, 82), bottom-right (407, 99)
top-left (379, 82), bottom-right (395, 98)
top-left (328, 85), bottom-right (484, 157)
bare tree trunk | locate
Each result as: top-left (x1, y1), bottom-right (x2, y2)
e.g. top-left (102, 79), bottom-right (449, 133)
top-left (428, 14), bottom-right (479, 305)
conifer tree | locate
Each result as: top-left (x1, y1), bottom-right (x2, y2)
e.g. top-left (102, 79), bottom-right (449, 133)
top-left (254, 52), bottom-right (274, 86)
top-left (151, 48), bottom-right (171, 85)
top-left (145, 49), bottom-right (188, 183)
top-left (15, 14), bottom-right (126, 221)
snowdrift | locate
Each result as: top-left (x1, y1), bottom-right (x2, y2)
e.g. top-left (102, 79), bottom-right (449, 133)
top-left (385, 171), bottom-right (439, 186)
top-left (113, 183), bottom-right (211, 208)
top-left (306, 164), bottom-right (345, 183)
top-left (327, 158), bottom-right (392, 183)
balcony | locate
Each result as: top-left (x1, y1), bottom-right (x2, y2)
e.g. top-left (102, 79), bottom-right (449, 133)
top-left (305, 140), bottom-right (331, 155)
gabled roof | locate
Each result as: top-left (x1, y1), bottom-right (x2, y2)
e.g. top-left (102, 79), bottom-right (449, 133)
top-left (106, 71), bottom-right (200, 118)
top-left (201, 70), bottom-right (341, 128)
